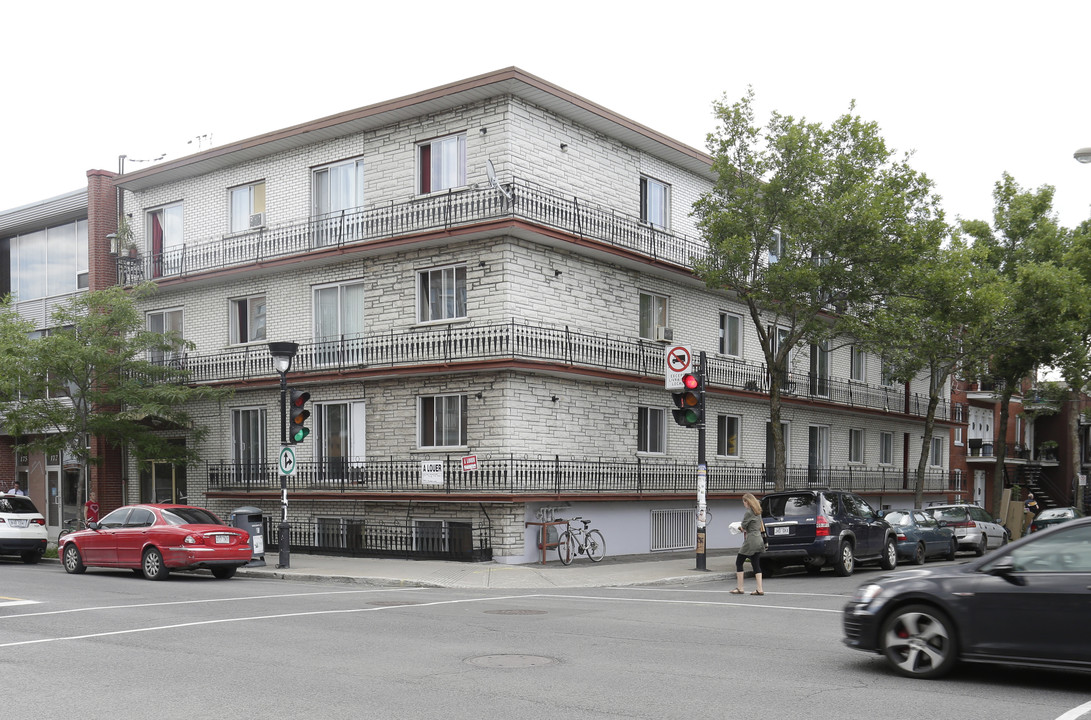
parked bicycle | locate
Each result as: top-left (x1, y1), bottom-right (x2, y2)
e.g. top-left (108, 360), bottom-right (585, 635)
top-left (557, 517), bottom-right (606, 565)
top-left (57, 518), bottom-right (86, 540)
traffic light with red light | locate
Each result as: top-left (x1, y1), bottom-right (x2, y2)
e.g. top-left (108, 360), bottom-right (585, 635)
top-left (289, 388), bottom-right (311, 443)
top-left (671, 372), bottom-right (704, 428)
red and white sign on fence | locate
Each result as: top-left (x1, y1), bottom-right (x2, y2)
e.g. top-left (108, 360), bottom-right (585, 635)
top-left (461, 455), bottom-right (479, 472)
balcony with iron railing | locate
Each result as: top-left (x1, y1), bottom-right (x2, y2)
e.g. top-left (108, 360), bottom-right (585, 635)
top-left (157, 318), bottom-right (959, 421)
top-left (117, 177), bottom-right (705, 286)
top-left (205, 456), bottom-right (956, 497)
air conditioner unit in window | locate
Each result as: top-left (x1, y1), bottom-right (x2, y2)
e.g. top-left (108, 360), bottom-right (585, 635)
top-left (249, 212), bottom-right (265, 229)
top-left (655, 327), bottom-right (674, 343)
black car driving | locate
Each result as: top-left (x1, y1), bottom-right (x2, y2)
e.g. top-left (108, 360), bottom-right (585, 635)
top-left (843, 516), bottom-right (1091, 678)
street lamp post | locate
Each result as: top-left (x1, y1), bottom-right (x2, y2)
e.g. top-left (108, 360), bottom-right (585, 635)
top-left (268, 341), bottom-right (298, 569)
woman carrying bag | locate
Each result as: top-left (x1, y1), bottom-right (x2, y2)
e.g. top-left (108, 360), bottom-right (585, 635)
top-left (730, 493), bottom-right (766, 596)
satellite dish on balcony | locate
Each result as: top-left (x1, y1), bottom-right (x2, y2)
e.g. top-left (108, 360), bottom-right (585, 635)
top-left (486, 159), bottom-right (512, 205)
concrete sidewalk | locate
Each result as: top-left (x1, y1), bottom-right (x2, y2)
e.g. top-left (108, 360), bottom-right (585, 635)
top-left (237, 550), bottom-right (739, 589)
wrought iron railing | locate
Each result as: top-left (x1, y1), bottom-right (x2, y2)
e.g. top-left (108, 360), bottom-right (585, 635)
top-left (117, 177), bottom-right (708, 286)
top-left (208, 456), bottom-right (955, 496)
top-left (263, 517), bottom-right (492, 562)
top-left (162, 318), bottom-right (958, 421)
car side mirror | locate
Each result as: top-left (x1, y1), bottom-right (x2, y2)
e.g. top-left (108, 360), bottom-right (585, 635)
top-left (88, 521), bottom-right (101, 531)
top-left (986, 560), bottom-right (1026, 586)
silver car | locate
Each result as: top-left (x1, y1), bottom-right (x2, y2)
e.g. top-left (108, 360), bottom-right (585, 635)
top-left (924, 503), bottom-right (1008, 556)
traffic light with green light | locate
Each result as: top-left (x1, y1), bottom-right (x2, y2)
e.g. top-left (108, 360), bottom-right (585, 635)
top-left (671, 372), bottom-right (704, 428)
top-left (289, 388), bottom-right (311, 443)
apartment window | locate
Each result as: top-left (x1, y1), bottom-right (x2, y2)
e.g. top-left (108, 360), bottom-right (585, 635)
top-left (809, 341), bottom-right (830, 397)
top-left (717, 415), bottom-right (740, 457)
top-left (315, 281), bottom-right (365, 343)
top-left (930, 436), bottom-right (944, 467)
top-left (231, 408), bottom-right (266, 481)
top-left (767, 325), bottom-right (792, 363)
top-left (954, 426), bottom-right (964, 446)
top-left (413, 519), bottom-right (472, 553)
top-left (850, 346), bottom-right (866, 382)
top-left (418, 265), bottom-right (467, 323)
top-left (638, 407), bottom-right (666, 454)
top-left (879, 431), bottom-right (893, 465)
top-left (420, 394), bottom-right (466, 448)
top-left (317, 400), bottom-right (367, 477)
top-left (7, 219), bottom-right (89, 302)
top-left (418, 134), bottom-right (466, 194)
top-left (639, 292), bottom-right (668, 340)
top-left (147, 308), bottom-right (183, 364)
top-left (314, 160), bottom-right (365, 216)
top-left (230, 181), bottom-right (267, 232)
top-left (880, 357), bottom-right (896, 387)
top-left (148, 203), bottom-right (183, 277)
top-left (768, 229), bottom-right (784, 264)
top-left (639, 176), bottom-right (671, 229)
top-left (849, 428), bottom-right (864, 464)
top-left (808, 425), bottom-right (830, 484)
top-left (229, 295), bottom-right (266, 345)
top-left (719, 312), bottom-right (741, 356)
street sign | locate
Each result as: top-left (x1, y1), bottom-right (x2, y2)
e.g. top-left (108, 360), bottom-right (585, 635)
top-left (461, 455), bottom-right (479, 472)
top-left (278, 446), bottom-right (297, 476)
top-left (664, 345), bottom-right (693, 389)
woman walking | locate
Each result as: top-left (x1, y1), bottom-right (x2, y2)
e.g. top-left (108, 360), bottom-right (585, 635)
top-left (730, 493), bottom-right (765, 596)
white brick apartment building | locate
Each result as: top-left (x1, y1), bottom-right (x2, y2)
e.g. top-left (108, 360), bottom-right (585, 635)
top-left (4, 68), bottom-right (957, 563)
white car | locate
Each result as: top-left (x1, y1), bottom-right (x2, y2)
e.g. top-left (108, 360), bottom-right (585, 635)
top-left (924, 503), bottom-right (1008, 556)
top-left (0, 492), bottom-right (49, 563)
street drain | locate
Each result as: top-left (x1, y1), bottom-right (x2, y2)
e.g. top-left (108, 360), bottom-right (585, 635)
top-left (466, 654), bottom-right (556, 668)
top-left (483, 609), bottom-right (548, 615)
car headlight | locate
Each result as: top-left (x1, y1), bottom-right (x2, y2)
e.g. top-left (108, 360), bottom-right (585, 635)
top-left (852, 584), bottom-right (884, 604)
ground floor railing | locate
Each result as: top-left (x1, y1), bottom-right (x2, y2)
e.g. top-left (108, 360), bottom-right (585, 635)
top-left (262, 517), bottom-right (492, 562)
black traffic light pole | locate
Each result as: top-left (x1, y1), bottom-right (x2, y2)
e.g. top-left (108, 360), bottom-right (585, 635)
top-left (268, 341), bottom-right (298, 570)
top-left (696, 351), bottom-right (708, 572)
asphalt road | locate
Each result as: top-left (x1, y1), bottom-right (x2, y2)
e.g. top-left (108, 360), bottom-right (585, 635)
top-left (2, 559), bottom-right (1089, 720)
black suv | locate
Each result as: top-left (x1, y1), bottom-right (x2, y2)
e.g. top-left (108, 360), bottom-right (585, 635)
top-left (760, 489), bottom-right (897, 576)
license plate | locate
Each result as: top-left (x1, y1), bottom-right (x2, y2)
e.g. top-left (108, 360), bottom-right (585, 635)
top-left (213, 534), bottom-right (231, 544)
top-left (774, 526), bottom-right (789, 535)
top-left (10, 519), bottom-right (28, 528)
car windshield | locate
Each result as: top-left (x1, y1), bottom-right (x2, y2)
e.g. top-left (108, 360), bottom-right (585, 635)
top-left (763, 494), bottom-right (822, 517)
top-left (0, 496), bottom-right (40, 514)
top-left (161, 508), bottom-right (224, 526)
top-left (883, 511), bottom-right (912, 526)
top-left (928, 508), bottom-right (967, 522)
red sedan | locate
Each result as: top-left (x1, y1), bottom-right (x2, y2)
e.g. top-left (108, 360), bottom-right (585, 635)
top-left (58, 504), bottom-right (252, 580)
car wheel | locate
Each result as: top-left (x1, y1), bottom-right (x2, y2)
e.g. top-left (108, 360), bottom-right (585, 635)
top-left (974, 537), bottom-right (987, 557)
top-left (945, 538), bottom-right (957, 561)
top-left (211, 567), bottom-right (237, 580)
top-left (834, 540), bottom-right (855, 577)
top-left (880, 539), bottom-right (898, 570)
top-left (142, 548), bottom-right (170, 580)
top-left (879, 604), bottom-right (959, 679)
top-left (912, 542), bottom-right (926, 566)
top-left (62, 544), bottom-right (86, 574)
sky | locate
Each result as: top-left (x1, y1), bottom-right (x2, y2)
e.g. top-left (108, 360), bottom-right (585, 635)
top-left (3, 1), bottom-right (1091, 231)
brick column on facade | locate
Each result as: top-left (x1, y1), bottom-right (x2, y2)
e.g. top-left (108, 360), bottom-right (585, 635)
top-left (86, 169), bottom-right (118, 292)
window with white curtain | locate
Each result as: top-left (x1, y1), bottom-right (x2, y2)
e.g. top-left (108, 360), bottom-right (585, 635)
top-left (314, 160), bottom-right (365, 216)
top-left (419, 394), bottom-right (466, 448)
top-left (849, 428), bottom-right (864, 463)
top-left (418, 265), bottom-right (467, 322)
top-left (719, 312), bottom-right (741, 356)
top-left (637, 407), bottom-right (666, 454)
top-left (229, 295), bottom-right (266, 344)
top-left (879, 431), bottom-right (893, 465)
top-left (147, 308), bottom-right (184, 364)
top-left (314, 281), bottom-right (365, 341)
top-left (230, 181), bottom-right (266, 232)
top-left (930, 436), bottom-right (944, 467)
top-left (418, 135), bottom-right (466, 194)
top-left (639, 292), bottom-right (668, 340)
top-left (640, 176), bottom-right (670, 229)
top-left (850, 346), bottom-right (866, 382)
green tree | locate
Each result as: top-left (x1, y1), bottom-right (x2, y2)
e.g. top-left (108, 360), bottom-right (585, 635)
top-left (960, 173), bottom-right (1077, 513)
top-left (693, 90), bottom-right (945, 490)
top-left (848, 239), bottom-right (1000, 506)
top-left (2, 283), bottom-right (230, 501)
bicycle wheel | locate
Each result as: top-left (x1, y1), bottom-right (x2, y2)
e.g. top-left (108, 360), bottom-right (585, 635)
top-left (557, 531), bottom-right (575, 565)
top-left (586, 529), bottom-right (606, 562)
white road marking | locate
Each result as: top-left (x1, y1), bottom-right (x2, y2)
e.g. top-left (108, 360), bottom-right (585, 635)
top-left (1057, 700), bottom-right (1091, 720)
top-left (0, 598), bottom-right (39, 608)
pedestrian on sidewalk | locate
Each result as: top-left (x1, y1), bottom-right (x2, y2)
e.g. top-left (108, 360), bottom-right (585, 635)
top-left (730, 493), bottom-right (765, 596)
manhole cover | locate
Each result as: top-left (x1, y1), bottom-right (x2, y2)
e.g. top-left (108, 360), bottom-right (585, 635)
top-left (483, 609), bottom-right (548, 615)
top-left (466, 654), bottom-right (556, 668)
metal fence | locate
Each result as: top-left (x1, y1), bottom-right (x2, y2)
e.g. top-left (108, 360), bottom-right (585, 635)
top-left (208, 456), bottom-right (954, 496)
top-left (262, 517), bottom-right (492, 562)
